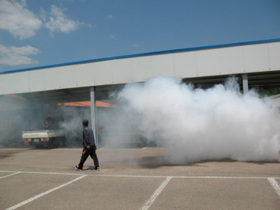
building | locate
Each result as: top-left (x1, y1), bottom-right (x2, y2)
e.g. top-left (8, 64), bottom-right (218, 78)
top-left (1, 39), bottom-right (280, 146)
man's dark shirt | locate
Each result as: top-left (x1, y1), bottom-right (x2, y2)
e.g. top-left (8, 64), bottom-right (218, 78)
top-left (83, 126), bottom-right (95, 146)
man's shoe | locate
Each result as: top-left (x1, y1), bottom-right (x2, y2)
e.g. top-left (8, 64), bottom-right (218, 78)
top-left (75, 165), bottom-right (82, 171)
top-left (95, 166), bottom-right (100, 171)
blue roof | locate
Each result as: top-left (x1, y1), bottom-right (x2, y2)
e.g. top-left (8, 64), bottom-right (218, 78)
top-left (1, 38), bottom-right (280, 75)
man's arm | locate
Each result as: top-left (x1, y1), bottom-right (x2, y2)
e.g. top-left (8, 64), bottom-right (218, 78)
top-left (83, 128), bottom-right (90, 146)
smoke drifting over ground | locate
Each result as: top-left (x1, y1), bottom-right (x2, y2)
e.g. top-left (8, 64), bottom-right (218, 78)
top-left (115, 77), bottom-right (280, 164)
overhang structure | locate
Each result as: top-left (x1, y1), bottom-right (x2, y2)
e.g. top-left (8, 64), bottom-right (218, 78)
top-left (1, 39), bottom-right (280, 96)
top-left (1, 39), bottom-right (280, 145)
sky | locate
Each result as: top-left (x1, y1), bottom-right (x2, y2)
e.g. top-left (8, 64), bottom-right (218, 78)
top-left (0, 0), bottom-right (280, 73)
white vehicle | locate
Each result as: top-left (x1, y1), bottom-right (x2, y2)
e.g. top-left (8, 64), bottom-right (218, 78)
top-left (22, 130), bottom-right (66, 148)
top-left (22, 115), bottom-right (67, 148)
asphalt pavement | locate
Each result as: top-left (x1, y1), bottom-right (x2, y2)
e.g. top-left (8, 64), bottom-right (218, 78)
top-left (0, 147), bottom-right (279, 210)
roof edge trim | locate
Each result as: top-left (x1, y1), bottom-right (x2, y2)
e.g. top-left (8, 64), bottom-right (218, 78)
top-left (1, 38), bottom-right (280, 75)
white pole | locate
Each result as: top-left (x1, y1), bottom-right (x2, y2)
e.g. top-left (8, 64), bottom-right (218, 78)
top-left (90, 87), bottom-right (98, 148)
top-left (242, 74), bottom-right (248, 94)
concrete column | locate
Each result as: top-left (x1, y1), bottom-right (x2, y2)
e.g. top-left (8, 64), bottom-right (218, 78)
top-left (242, 74), bottom-right (248, 94)
top-left (90, 87), bottom-right (98, 148)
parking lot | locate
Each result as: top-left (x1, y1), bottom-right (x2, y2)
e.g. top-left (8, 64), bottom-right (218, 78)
top-left (0, 147), bottom-right (280, 209)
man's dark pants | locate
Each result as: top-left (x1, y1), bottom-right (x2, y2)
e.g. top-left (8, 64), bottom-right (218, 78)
top-left (78, 145), bottom-right (99, 169)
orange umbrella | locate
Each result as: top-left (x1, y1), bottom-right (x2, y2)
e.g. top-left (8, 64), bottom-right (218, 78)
top-left (57, 101), bottom-right (116, 107)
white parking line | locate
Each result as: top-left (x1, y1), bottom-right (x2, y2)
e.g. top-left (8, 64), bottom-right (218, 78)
top-left (1, 170), bottom-right (279, 180)
top-left (2, 170), bottom-right (280, 209)
top-left (5, 175), bottom-right (87, 210)
top-left (140, 176), bottom-right (172, 210)
top-left (0, 172), bottom-right (21, 179)
top-left (175, 175), bottom-right (276, 179)
top-left (268, 178), bottom-right (280, 198)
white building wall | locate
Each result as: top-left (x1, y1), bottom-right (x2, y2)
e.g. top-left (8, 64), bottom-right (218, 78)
top-left (0, 41), bottom-right (279, 95)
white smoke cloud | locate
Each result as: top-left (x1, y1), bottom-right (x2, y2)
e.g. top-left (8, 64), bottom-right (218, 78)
top-left (116, 77), bottom-right (280, 164)
top-left (58, 106), bottom-right (91, 147)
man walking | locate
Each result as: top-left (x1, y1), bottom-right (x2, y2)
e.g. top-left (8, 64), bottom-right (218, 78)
top-left (75, 120), bottom-right (99, 171)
